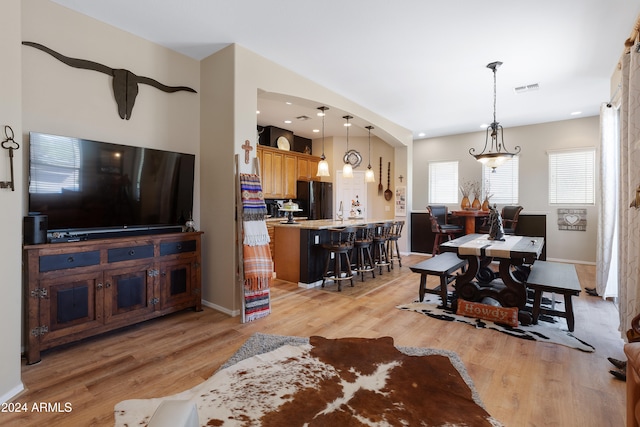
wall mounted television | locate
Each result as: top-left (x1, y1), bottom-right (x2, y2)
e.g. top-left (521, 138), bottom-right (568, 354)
top-left (28, 132), bottom-right (195, 238)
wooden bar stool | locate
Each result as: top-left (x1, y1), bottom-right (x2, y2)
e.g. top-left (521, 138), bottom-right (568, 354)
top-left (321, 226), bottom-right (356, 291)
top-left (373, 222), bottom-right (393, 274)
top-left (351, 223), bottom-right (376, 281)
top-left (387, 220), bottom-right (404, 269)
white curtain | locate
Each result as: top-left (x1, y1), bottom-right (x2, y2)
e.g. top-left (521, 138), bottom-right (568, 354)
top-left (597, 103), bottom-right (620, 298)
top-left (618, 43), bottom-right (640, 337)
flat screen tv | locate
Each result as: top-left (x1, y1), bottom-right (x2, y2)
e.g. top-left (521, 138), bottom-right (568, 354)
top-left (28, 132), bottom-right (195, 236)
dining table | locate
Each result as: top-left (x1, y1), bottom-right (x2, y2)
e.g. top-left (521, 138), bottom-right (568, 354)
top-left (450, 210), bottom-right (489, 234)
top-left (439, 233), bottom-right (545, 325)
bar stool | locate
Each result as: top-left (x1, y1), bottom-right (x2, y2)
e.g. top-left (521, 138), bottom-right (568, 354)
top-left (387, 220), bottom-right (404, 269)
top-left (373, 222), bottom-right (393, 274)
top-left (351, 223), bottom-right (376, 281)
top-left (321, 226), bottom-right (356, 291)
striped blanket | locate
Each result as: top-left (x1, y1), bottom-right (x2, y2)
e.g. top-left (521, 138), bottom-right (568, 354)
top-left (239, 173), bottom-right (272, 321)
top-left (240, 174), bottom-right (267, 221)
top-left (243, 244), bottom-right (273, 291)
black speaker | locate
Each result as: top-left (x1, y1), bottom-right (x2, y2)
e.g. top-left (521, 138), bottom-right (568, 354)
top-left (24, 215), bottom-right (48, 245)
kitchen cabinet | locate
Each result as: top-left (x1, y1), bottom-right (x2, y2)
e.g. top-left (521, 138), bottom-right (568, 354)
top-left (257, 146), bottom-right (321, 198)
top-left (283, 152), bottom-right (297, 198)
top-left (23, 232), bottom-right (203, 364)
top-left (297, 156), bottom-right (320, 181)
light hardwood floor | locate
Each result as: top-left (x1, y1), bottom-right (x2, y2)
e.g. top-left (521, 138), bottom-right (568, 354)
top-left (3, 254), bottom-right (626, 426)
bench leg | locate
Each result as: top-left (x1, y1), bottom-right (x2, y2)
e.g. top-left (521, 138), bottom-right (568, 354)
top-left (419, 274), bottom-right (427, 302)
top-left (564, 293), bottom-right (575, 332)
top-left (531, 289), bottom-right (543, 324)
top-left (439, 274), bottom-right (449, 309)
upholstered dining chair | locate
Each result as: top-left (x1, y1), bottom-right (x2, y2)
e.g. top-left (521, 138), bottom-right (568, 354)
top-left (478, 205), bottom-right (524, 235)
top-left (426, 205), bottom-right (464, 255)
top-left (501, 205), bottom-right (524, 234)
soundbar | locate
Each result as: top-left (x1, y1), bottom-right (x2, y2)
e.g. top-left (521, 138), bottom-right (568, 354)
top-left (47, 225), bottom-right (183, 243)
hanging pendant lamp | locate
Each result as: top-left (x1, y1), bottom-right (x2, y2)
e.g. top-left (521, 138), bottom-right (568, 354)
top-left (342, 115), bottom-right (354, 178)
top-left (316, 106), bottom-right (330, 177)
top-left (469, 61), bottom-right (521, 172)
top-left (365, 125), bottom-right (375, 182)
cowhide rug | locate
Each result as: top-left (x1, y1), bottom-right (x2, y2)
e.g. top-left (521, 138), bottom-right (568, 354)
top-left (397, 296), bottom-right (595, 353)
top-left (114, 333), bottom-right (503, 427)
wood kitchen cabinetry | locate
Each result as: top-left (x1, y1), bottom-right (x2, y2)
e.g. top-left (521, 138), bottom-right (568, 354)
top-left (257, 145), bottom-right (321, 199)
top-left (23, 232), bottom-right (203, 364)
top-left (297, 156), bottom-right (320, 181)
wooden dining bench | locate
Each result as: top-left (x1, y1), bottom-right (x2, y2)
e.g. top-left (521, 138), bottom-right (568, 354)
top-left (525, 260), bottom-right (581, 332)
top-left (409, 252), bottom-right (467, 308)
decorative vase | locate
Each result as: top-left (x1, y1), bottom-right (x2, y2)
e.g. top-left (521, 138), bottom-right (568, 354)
top-left (472, 197), bottom-right (481, 210)
top-left (481, 198), bottom-right (490, 212)
top-left (461, 196), bottom-right (470, 210)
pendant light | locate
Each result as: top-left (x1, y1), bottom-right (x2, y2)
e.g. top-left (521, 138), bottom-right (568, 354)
top-left (365, 125), bottom-right (375, 183)
top-left (469, 61), bottom-right (521, 172)
top-left (316, 106), bottom-right (330, 177)
top-left (342, 115), bottom-right (353, 178)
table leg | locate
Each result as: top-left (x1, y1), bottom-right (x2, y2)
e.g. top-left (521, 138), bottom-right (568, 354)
top-left (464, 216), bottom-right (475, 234)
top-left (497, 259), bottom-right (532, 325)
top-left (455, 255), bottom-right (481, 301)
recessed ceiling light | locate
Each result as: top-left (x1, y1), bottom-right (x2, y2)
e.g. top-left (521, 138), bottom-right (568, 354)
top-left (418, 132), bottom-right (426, 137)
top-left (480, 123), bottom-right (489, 129)
top-left (284, 120), bottom-right (292, 124)
top-left (256, 110), bottom-right (260, 114)
top-left (313, 129), bottom-right (320, 133)
top-left (570, 111), bottom-right (582, 116)
top-left (285, 102), bottom-right (292, 105)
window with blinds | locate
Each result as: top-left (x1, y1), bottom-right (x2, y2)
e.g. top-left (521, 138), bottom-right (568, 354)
top-left (482, 156), bottom-right (519, 204)
top-left (429, 161), bottom-right (458, 204)
top-left (548, 148), bottom-right (595, 205)
top-left (29, 134), bottom-right (81, 194)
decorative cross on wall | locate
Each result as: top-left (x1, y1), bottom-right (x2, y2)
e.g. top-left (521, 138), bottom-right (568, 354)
top-left (242, 140), bottom-right (253, 164)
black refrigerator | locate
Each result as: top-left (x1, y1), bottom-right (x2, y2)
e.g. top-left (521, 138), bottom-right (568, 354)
top-left (296, 181), bottom-right (333, 220)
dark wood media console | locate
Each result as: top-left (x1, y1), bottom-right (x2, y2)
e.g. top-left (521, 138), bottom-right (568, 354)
top-left (23, 231), bottom-right (203, 364)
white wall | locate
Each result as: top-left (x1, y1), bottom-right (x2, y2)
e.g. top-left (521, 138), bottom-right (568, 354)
top-left (199, 44), bottom-right (413, 315)
top-left (413, 116), bottom-right (600, 263)
top-left (0, 0), bottom-right (25, 404)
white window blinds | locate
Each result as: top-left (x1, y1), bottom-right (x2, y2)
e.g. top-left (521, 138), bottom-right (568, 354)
top-left (548, 148), bottom-right (595, 205)
top-left (429, 161), bottom-right (458, 204)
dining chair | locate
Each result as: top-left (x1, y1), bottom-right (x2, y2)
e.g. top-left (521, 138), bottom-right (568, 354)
top-left (426, 205), bottom-right (464, 255)
top-left (478, 205), bottom-right (524, 235)
top-left (501, 205), bottom-right (524, 234)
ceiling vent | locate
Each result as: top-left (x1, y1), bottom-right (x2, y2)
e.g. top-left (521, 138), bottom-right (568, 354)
top-left (296, 115), bottom-right (311, 121)
top-left (514, 83), bottom-right (539, 94)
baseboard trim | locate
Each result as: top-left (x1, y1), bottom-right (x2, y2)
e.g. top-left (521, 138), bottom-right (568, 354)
top-left (201, 299), bottom-right (240, 317)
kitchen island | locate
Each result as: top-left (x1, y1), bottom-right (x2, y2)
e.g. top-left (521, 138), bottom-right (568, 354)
top-left (273, 219), bottom-right (390, 287)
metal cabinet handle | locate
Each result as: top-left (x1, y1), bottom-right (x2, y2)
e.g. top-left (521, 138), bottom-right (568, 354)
top-left (105, 282), bottom-right (111, 288)
top-left (67, 256), bottom-right (74, 263)
top-left (96, 283), bottom-right (103, 289)
top-left (128, 249), bottom-right (135, 256)
top-left (176, 244), bottom-right (182, 250)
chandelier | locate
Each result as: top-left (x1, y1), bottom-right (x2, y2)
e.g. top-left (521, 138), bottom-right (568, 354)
top-left (469, 61), bottom-right (520, 172)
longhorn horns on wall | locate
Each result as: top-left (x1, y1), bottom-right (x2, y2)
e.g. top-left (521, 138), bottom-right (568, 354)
top-left (22, 41), bottom-right (197, 120)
